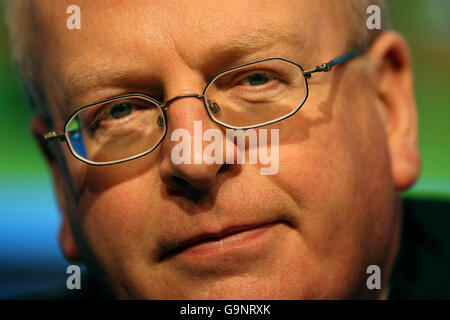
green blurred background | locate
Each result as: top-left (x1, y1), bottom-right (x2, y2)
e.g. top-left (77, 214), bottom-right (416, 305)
top-left (0, 0), bottom-right (449, 298)
top-left (0, 0), bottom-right (449, 194)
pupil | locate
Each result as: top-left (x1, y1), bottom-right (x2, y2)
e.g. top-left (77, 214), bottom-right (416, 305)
top-left (248, 73), bottom-right (269, 86)
top-left (110, 103), bottom-right (132, 119)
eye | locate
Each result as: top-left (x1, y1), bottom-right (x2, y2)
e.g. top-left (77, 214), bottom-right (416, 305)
top-left (246, 73), bottom-right (270, 85)
top-left (89, 101), bottom-right (139, 130)
top-left (110, 103), bottom-right (132, 119)
top-left (236, 71), bottom-right (276, 87)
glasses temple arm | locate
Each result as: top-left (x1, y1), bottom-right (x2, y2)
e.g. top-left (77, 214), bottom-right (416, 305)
top-left (303, 48), bottom-right (362, 79)
top-left (43, 131), bottom-right (66, 143)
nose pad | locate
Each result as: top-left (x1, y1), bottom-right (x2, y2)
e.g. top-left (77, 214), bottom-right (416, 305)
top-left (157, 115), bottom-right (164, 126)
top-left (207, 99), bottom-right (220, 114)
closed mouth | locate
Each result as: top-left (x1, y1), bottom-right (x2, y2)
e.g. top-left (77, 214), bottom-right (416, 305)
top-left (160, 221), bottom-right (283, 260)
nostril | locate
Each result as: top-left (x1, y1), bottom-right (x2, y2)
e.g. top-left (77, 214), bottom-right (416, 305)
top-left (218, 163), bottom-right (230, 173)
top-left (172, 176), bottom-right (189, 189)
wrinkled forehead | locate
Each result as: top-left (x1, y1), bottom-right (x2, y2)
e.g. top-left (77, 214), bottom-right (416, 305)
top-left (32, 0), bottom-right (349, 63)
top-left (30, 0), bottom-right (348, 117)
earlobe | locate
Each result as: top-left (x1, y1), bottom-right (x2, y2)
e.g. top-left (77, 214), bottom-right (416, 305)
top-left (390, 134), bottom-right (421, 190)
top-left (60, 217), bottom-right (81, 261)
top-left (369, 31), bottom-right (421, 191)
top-left (30, 117), bottom-right (82, 261)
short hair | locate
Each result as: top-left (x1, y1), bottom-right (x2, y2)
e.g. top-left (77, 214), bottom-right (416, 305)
top-left (4, 0), bottom-right (388, 119)
top-left (4, 0), bottom-right (50, 119)
top-left (343, 0), bottom-right (389, 48)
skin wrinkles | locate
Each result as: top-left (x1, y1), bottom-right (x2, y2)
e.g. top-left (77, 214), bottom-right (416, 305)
top-left (70, 49), bottom-right (345, 208)
top-left (72, 72), bottom-right (340, 221)
top-left (64, 25), bottom-right (309, 102)
top-left (71, 55), bottom-right (341, 210)
top-left (19, 0), bottom-right (419, 299)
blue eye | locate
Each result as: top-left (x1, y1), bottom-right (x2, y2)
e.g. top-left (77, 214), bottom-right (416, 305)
top-left (110, 103), bottom-right (132, 119)
top-left (246, 73), bottom-right (270, 86)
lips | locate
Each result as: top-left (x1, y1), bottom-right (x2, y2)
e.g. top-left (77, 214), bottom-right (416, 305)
top-left (160, 221), bottom-right (283, 260)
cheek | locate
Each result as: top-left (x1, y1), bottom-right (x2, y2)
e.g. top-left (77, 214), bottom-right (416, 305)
top-left (267, 88), bottom-right (396, 296)
top-left (273, 111), bottom-right (381, 220)
top-left (273, 74), bottom-right (394, 224)
top-left (72, 165), bottom-right (163, 276)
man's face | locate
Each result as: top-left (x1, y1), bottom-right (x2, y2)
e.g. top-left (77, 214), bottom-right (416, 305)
top-left (35, 0), bottom-right (403, 298)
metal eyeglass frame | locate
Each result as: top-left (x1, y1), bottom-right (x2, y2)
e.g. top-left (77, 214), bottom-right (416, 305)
top-left (43, 48), bottom-right (362, 166)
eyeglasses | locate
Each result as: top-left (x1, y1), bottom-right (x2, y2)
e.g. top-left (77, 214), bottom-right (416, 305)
top-left (44, 49), bottom-right (362, 165)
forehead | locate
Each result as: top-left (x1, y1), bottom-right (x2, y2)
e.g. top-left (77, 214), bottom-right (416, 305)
top-left (31, 0), bottom-right (347, 114)
top-left (36, 1), bottom-right (320, 57)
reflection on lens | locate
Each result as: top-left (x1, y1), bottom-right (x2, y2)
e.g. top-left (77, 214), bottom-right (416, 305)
top-left (204, 58), bottom-right (307, 128)
top-left (67, 117), bottom-right (87, 159)
top-left (66, 96), bottom-right (165, 164)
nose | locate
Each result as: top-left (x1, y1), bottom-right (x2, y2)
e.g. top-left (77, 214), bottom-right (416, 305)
top-left (159, 95), bottom-right (229, 193)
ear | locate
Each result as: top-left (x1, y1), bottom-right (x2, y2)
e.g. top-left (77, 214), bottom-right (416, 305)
top-left (31, 117), bottom-right (81, 261)
top-left (368, 31), bottom-right (421, 191)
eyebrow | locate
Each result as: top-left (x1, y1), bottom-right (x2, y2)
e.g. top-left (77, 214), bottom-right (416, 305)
top-left (64, 64), bottom-right (138, 101)
top-left (210, 25), bottom-right (308, 60)
top-left (64, 24), bottom-right (309, 107)
top-left (62, 64), bottom-right (156, 111)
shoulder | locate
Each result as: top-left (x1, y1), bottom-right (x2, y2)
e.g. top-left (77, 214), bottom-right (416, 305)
top-left (389, 195), bottom-right (450, 299)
